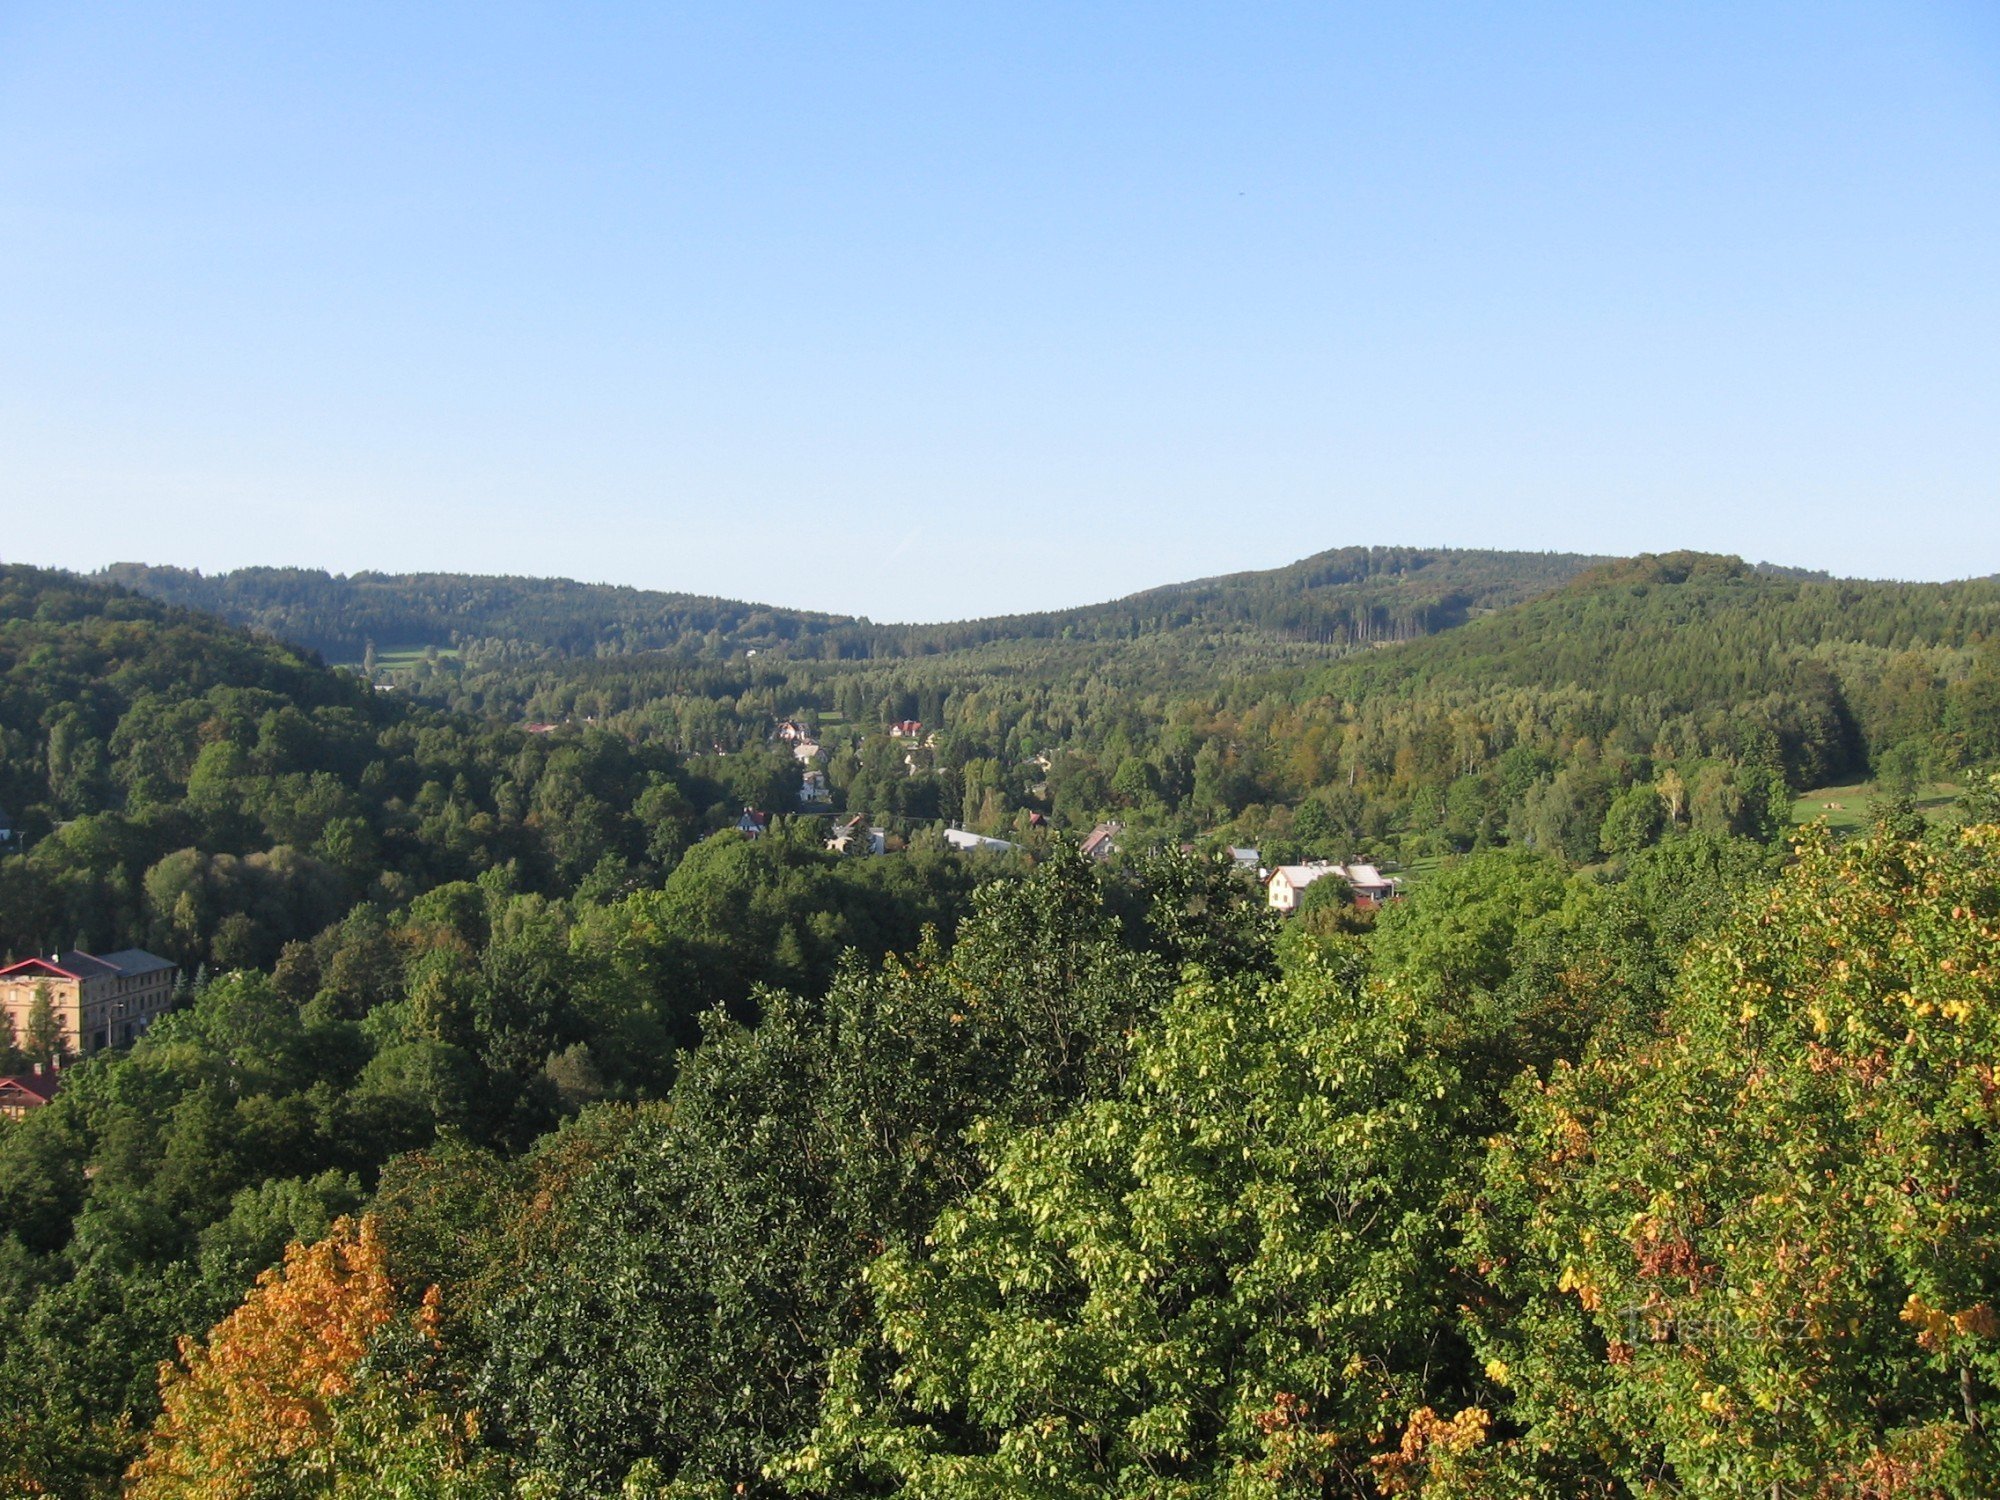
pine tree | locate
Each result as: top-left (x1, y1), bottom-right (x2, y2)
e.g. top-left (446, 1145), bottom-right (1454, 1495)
top-left (23, 981), bottom-right (65, 1067)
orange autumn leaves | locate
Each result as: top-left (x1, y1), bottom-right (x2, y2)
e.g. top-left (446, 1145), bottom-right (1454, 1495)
top-left (127, 1215), bottom-right (435, 1499)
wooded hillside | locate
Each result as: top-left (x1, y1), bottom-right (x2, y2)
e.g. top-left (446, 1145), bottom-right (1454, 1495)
top-left (4, 552), bottom-right (1998, 1497)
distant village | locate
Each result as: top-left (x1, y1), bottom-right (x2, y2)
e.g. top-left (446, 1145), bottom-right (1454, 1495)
top-left (754, 716), bottom-right (1403, 911)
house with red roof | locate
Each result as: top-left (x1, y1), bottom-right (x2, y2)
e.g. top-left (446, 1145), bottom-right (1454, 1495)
top-left (0, 1067), bottom-right (61, 1119)
top-left (0, 948), bottom-right (177, 1056)
top-left (1080, 821), bottom-right (1123, 862)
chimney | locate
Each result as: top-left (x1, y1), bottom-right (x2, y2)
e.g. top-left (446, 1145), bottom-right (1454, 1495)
top-left (32, 1061), bottom-right (42, 1076)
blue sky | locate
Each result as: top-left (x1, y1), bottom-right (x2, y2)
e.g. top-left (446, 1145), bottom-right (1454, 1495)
top-left (3, 3), bottom-right (1997, 620)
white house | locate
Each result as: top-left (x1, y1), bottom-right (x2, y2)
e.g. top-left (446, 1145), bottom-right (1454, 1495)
top-left (827, 817), bottom-right (887, 855)
top-left (1341, 864), bottom-right (1399, 904)
top-left (1265, 863), bottom-right (1342, 912)
top-left (1266, 861), bottom-right (1401, 913)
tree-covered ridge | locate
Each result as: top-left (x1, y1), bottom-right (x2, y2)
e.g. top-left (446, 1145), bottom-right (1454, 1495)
top-left (98, 563), bottom-right (863, 664)
top-left (0, 563), bottom-right (356, 808)
top-left (382, 553), bottom-right (1999, 882)
top-left (100, 546), bottom-right (1603, 665)
top-left (885, 545), bottom-right (1604, 651)
top-left (1309, 551), bottom-right (2000, 711)
top-left (0, 563), bottom-right (975, 979)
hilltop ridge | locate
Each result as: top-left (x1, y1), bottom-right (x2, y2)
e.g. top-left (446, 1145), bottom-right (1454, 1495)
top-left (100, 546), bottom-right (1605, 665)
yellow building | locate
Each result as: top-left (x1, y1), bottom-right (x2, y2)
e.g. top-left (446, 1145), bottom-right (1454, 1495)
top-left (0, 949), bottom-right (177, 1055)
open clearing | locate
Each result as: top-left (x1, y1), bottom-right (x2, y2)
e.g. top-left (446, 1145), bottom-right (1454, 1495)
top-left (1791, 781), bottom-right (1959, 837)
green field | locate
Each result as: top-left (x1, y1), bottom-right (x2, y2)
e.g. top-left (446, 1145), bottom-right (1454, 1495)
top-left (1791, 781), bottom-right (1959, 836)
top-left (333, 645), bottom-right (460, 671)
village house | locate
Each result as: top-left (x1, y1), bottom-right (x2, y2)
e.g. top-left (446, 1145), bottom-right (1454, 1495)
top-left (827, 816), bottom-right (887, 856)
top-left (1265, 863), bottom-right (1337, 912)
top-left (888, 720), bottom-right (923, 739)
top-left (792, 739), bottom-right (824, 763)
top-left (1080, 821), bottom-right (1123, 862)
top-left (774, 719), bottom-right (810, 743)
top-left (1341, 863), bottom-right (1399, 905)
top-left (736, 808), bottom-right (771, 838)
top-left (0, 949), bottom-right (178, 1056)
top-left (1264, 862), bottom-right (1401, 913)
top-left (798, 769), bottom-right (832, 807)
top-left (0, 1066), bottom-right (60, 1119)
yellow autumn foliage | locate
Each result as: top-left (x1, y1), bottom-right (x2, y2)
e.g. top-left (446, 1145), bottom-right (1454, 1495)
top-left (127, 1215), bottom-right (413, 1499)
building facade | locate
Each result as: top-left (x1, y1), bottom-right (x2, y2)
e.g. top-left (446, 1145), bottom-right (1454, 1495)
top-left (1265, 862), bottom-right (1401, 913)
top-left (0, 949), bottom-right (178, 1055)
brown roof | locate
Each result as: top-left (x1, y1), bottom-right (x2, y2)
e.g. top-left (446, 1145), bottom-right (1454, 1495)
top-left (0, 1073), bottom-right (61, 1105)
top-left (1080, 822), bottom-right (1123, 858)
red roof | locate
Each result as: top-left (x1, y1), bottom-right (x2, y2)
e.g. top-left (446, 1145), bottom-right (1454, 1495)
top-left (0, 955), bottom-right (98, 981)
top-left (0, 949), bottom-right (169, 981)
top-left (1080, 822), bottom-right (1123, 859)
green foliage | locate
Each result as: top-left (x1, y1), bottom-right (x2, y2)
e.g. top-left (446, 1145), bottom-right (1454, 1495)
top-left (0, 842), bottom-right (983, 1492)
top-left (788, 949), bottom-right (1474, 1497)
top-left (468, 850), bottom-right (1176, 1496)
top-left (105, 547), bottom-right (1600, 667)
top-left (0, 565), bottom-right (727, 970)
top-left (1, 552), bottom-right (1996, 1497)
top-left (1462, 823), bottom-right (2000, 1495)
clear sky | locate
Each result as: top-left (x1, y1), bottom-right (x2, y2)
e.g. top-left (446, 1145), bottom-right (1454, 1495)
top-left (3, 4), bottom-right (1997, 620)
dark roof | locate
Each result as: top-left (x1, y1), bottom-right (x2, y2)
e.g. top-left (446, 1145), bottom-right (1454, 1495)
top-left (0, 1073), bottom-right (61, 1104)
top-left (57, 950), bottom-right (119, 976)
top-left (0, 949), bottom-right (174, 981)
top-left (95, 949), bottom-right (177, 977)
top-left (0, 951), bottom-right (116, 980)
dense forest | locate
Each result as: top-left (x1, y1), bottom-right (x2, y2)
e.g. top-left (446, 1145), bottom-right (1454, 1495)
top-left (101, 547), bottom-right (1600, 665)
top-left (361, 552), bottom-right (2000, 875)
top-left (4, 551), bottom-right (2000, 1496)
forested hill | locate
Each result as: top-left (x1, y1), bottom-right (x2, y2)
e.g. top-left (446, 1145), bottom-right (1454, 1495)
top-left (881, 545), bottom-right (1602, 651)
top-left (1310, 552), bottom-right (2000, 699)
top-left (0, 563), bottom-right (942, 981)
top-left (99, 546), bottom-right (1602, 664)
top-left (0, 564), bottom-right (373, 836)
top-left (1294, 550), bottom-right (2000, 787)
top-left (95, 564), bottom-right (860, 664)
